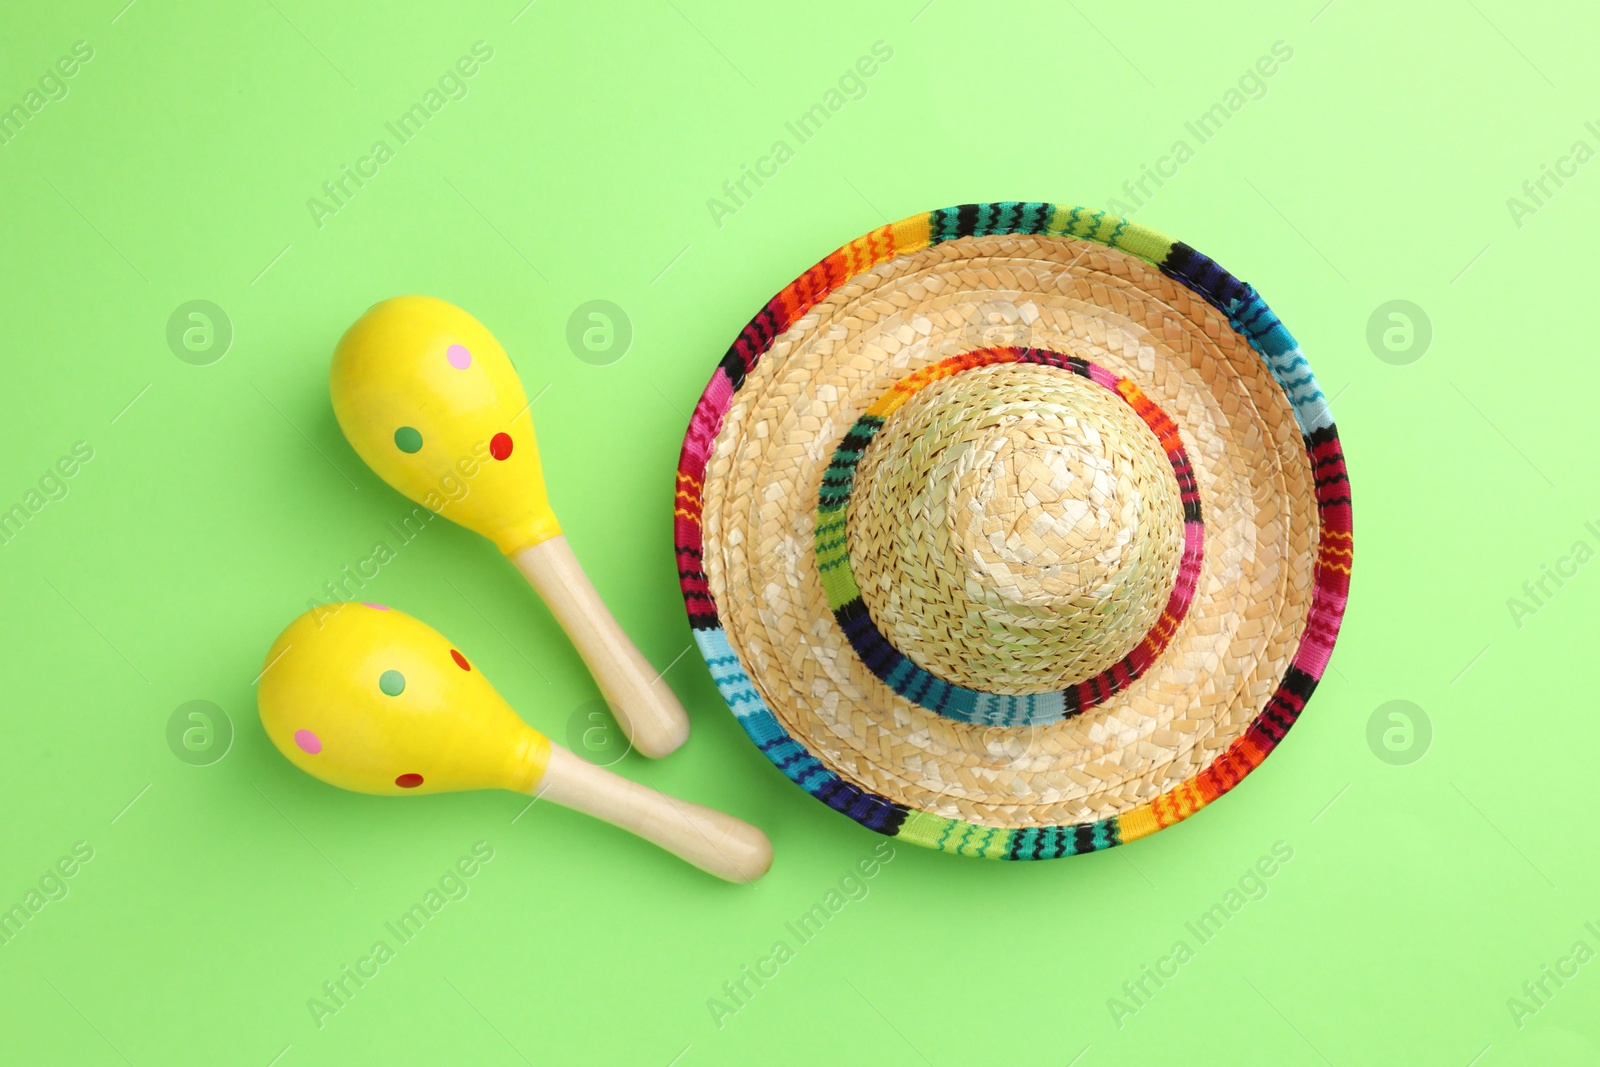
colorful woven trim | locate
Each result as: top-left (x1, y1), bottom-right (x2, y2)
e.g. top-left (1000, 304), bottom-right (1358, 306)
top-left (814, 346), bottom-right (1204, 728)
top-left (674, 203), bottom-right (1353, 859)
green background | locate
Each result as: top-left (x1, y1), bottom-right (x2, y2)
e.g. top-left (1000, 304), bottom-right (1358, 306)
top-left (2, 0), bottom-right (1596, 1063)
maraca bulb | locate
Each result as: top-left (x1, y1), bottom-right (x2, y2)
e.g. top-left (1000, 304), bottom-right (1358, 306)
top-left (331, 295), bottom-right (560, 556)
top-left (258, 603), bottom-right (549, 796)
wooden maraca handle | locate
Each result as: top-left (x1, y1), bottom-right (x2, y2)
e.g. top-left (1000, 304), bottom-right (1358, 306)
top-left (534, 744), bottom-right (772, 883)
top-left (511, 535), bottom-right (691, 759)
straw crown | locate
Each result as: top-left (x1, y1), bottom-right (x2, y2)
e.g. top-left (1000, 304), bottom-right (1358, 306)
top-left (814, 346), bottom-right (1204, 727)
top-left (847, 359), bottom-right (1185, 696)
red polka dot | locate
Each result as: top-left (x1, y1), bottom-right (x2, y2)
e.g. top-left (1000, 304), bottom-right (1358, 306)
top-left (489, 432), bottom-right (513, 460)
top-left (450, 649), bottom-right (470, 671)
top-left (395, 773), bottom-right (424, 789)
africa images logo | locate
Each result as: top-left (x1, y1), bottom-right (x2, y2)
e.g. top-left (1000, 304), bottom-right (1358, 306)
top-left (305, 42), bottom-right (495, 229)
top-left (1505, 119), bottom-right (1600, 230)
top-left (0, 40), bottom-right (94, 148)
top-left (305, 842), bottom-right (495, 1029)
top-left (1108, 841), bottom-right (1294, 1028)
top-left (706, 841), bottom-right (896, 1029)
top-left (705, 41), bottom-right (894, 229)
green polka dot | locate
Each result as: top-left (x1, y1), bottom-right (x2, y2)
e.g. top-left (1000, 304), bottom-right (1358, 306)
top-left (379, 670), bottom-right (406, 696)
top-left (393, 426), bottom-right (423, 453)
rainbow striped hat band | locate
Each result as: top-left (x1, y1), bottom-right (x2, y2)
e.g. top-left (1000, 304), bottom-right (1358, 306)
top-left (675, 204), bottom-right (1351, 859)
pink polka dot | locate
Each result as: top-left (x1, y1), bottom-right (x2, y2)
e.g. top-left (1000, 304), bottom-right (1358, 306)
top-left (294, 729), bottom-right (322, 754)
top-left (447, 344), bottom-right (472, 369)
top-left (362, 602), bottom-right (390, 611)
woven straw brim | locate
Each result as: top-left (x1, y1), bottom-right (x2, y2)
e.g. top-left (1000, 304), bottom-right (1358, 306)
top-left (676, 206), bottom-right (1351, 859)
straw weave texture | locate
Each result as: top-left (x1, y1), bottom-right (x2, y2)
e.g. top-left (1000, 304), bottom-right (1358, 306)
top-left (848, 361), bottom-right (1187, 694)
top-left (701, 234), bottom-right (1314, 827)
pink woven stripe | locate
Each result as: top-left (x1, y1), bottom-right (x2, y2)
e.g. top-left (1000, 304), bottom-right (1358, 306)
top-left (1291, 586), bottom-right (1346, 678)
top-left (679, 369), bottom-right (734, 476)
top-left (1171, 523), bottom-right (1204, 603)
top-left (1087, 362), bottom-right (1120, 389)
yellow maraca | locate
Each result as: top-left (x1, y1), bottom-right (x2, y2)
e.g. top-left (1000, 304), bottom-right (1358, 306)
top-left (330, 295), bottom-right (690, 758)
top-left (258, 603), bottom-right (771, 883)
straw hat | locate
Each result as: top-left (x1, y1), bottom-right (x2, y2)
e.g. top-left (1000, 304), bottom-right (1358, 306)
top-left (675, 203), bottom-right (1351, 859)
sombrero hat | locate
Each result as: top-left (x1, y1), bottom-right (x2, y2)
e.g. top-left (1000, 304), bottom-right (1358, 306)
top-left (675, 203), bottom-right (1351, 859)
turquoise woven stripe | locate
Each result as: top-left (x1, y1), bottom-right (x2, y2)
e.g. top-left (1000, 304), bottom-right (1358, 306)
top-left (699, 629), bottom-right (840, 794)
top-left (930, 206), bottom-right (963, 242)
top-left (1085, 820), bottom-right (1119, 852)
top-left (1007, 828), bottom-right (1052, 861)
top-left (1264, 344), bottom-right (1331, 434)
top-left (1230, 291), bottom-right (1296, 358)
top-left (1006, 819), bottom-right (1120, 859)
top-left (930, 203), bottom-right (1059, 243)
top-left (697, 629), bottom-right (768, 721)
top-left (840, 610), bottom-right (1069, 726)
top-left (1214, 288), bottom-right (1329, 433)
top-left (990, 201), bottom-right (1052, 235)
